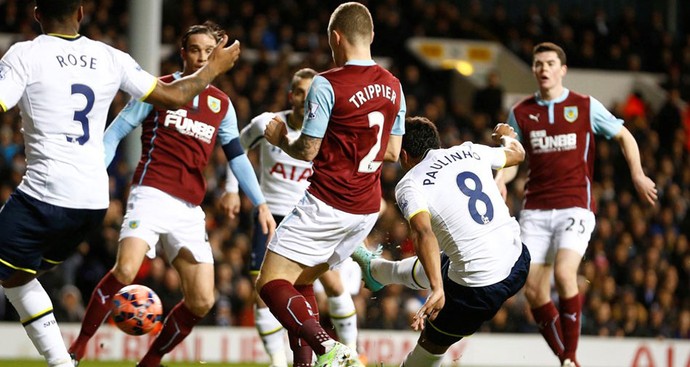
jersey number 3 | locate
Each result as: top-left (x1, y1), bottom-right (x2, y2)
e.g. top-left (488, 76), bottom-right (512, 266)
top-left (66, 84), bottom-right (94, 145)
top-left (456, 171), bottom-right (494, 224)
top-left (358, 111), bottom-right (384, 173)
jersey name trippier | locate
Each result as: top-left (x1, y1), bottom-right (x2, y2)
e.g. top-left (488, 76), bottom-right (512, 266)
top-left (240, 111), bottom-right (313, 216)
top-left (303, 62), bottom-right (405, 215)
top-left (395, 142), bottom-right (521, 286)
top-left (509, 88), bottom-right (624, 213)
top-left (130, 74), bottom-right (232, 206)
top-left (0, 35), bottom-right (156, 209)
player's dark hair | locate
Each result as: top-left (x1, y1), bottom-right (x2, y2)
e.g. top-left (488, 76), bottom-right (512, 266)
top-left (328, 2), bottom-right (373, 45)
top-left (290, 68), bottom-right (317, 90)
top-left (402, 116), bottom-right (441, 159)
top-left (533, 42), bottom-right (567, 65)
top-left (181, 21), bottom-right (225, 49)
top-left (35, 0), bottom-right (81, 21)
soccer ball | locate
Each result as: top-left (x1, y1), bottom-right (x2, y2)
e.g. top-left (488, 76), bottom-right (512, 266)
top-left (111, 284), bottom-right (163, 336)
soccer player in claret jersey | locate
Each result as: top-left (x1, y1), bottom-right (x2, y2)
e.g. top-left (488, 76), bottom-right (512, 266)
top-left (0, 1), bottom-right (239, 366)
top-left (497, 42), bottom-right (657, 367)
top-left (353, 117), bottom-right (529, 367)
top-left (224, 68), bottom-right (365, 366)
top-left (256, 2), bottom-right (406, 367)
top-left (66, 21), bottom-right (273, 367)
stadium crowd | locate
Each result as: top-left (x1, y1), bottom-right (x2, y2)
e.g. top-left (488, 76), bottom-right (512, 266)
top-left (1, 0), bottom-right (690, 342)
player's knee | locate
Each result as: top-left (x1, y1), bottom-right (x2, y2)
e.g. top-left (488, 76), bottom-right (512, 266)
top-left (111, 264), bottom-right (138, 285)
top-left (186, 293), bottom-right (215, 316)
top-left (553, 267), bottom-right (576, 291)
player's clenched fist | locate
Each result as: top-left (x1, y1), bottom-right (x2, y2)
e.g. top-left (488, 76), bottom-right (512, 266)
top-left (264, 116), bottom-right (288, 147)
top-left (492, 123), bottom-right (517, 144)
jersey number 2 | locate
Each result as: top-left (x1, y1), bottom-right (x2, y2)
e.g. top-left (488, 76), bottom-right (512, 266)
top-left (456, 171), bottom-right (494, 224)
top-left (67, 84), bottom-right (94, 145)
top-left (358, 111), bottom-right (384, 173)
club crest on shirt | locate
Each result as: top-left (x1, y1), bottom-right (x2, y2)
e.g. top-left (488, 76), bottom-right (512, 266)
top-left (207, 96), bottom-right (221, 113)
top-left (128, 220), bottom-right (140, 229)
top-left (307, 101), bottom-right (319, 120)
top-left (0, 62), bottom-right (9, 80)
top-left (564, 106), bottom-right (578, 123)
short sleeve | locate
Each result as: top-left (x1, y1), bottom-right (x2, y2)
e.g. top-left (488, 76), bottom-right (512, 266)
top-left (0, 45), bottom-right (27, 110)
top-left (590, 96), bottom-right (623, 139)
top-left (395, 176), bottom-right (429, 221)
top-left (113, 48), bottom-right (157, 101)
top-left (217, 98), bottom-right (239, 146)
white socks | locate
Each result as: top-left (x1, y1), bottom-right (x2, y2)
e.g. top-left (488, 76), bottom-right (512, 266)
top-left (371, 256), bottom-right (429, 290)
top-left (328, 293), bottom-right (358, 354)
top-left (254, 305), bottom-right (288, 367)
top-left (4, 279), bottom-right (73, 367)
top-left (401, 344), bottom-right (443, 367)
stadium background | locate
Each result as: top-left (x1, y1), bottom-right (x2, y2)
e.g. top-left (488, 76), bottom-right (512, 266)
top-left (1, 0), bottom-right (690, 364)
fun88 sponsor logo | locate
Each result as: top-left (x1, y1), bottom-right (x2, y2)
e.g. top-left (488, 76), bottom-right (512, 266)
top-left (529, 130), bottom-right (576, 153)
top-left (164, 109), bottom-right (215, 144)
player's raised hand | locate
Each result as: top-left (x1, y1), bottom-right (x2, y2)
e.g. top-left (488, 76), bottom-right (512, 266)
top-left (264, 116), bottom-right (288, 147)
top-left (208, 35), bottom-right (241, 76)
top-left (492, 123), bottom-right (516, 145)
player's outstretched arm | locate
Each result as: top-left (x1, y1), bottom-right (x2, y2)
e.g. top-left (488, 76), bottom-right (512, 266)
top-left (145, 37), bottom-right (241, 109)
top-left (408, 211), bottom-right (444, 331)
top-left (614, 126), bottom-right (658, 205)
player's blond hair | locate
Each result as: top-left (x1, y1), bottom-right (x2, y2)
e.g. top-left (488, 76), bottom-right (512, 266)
top-left (327, 2), bottom-right (373, 46)
top-left (291, 68), bottom-right (317, 91)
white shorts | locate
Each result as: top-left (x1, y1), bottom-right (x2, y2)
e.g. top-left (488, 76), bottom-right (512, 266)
top-left (120, 185), bottom-right (213, 264)
top-left (313, 257), bottom-right (363, 296)
top-left (268, 192), bottom-right (378, 268)
top-left (519, 208), bottom-right (595, 265)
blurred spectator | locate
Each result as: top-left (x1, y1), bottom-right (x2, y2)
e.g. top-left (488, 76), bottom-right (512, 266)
top-left (472, 70), bottom-right (505, 124)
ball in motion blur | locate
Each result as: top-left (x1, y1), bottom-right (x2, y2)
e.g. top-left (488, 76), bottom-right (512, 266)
top-left (111, 284), bottom-right (163, 335)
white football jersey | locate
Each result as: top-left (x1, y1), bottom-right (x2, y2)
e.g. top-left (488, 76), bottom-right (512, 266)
top-left (0, 35), bottom-right (156, 209)
top-left (395, 142), bottom-right (522, 287)
top-left (240, 111), bottom-right (313, 216)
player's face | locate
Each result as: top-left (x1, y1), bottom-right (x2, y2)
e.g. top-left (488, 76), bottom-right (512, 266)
top-left (532, 51), bottom-right (566, 92)
top-left (289, 77), bottom-right (314, 119)
top-left (181, 33), bottom-right (217, 74)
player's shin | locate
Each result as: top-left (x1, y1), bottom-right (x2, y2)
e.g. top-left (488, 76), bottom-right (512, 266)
top-left (401, 343), bottom-right (443, 367)
top-left (138, 301), bottom-right (202, 367)
top-left (5, 279), bottom-right (73, 367)
top-left (328, 293), bottom-right (359, 354)
top-left (254, 305), bottom-right (288, 367)
top-left (69, 270), bottom-right (126, 360)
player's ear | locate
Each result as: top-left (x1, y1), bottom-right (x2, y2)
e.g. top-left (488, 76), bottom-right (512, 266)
top-left (33, 7), bottom-right (40, 23)
top-left (77, 6), bottom-right (84, 22)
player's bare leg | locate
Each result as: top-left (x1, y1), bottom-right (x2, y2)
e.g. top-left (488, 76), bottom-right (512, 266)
top-left (525, 262), bottom-right (567, 364)
top-left (554, 249), bottom-right (583, 367)
top-left (69, 238), bottom-right (149, 361)
top-left (138, 248), bottom-right (213, 367)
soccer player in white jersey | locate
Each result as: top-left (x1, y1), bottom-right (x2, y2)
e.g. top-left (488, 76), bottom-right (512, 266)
top-left (352, 117), bottom-right (530, 367)
top-left (224, 68), bottom-right (364, 367)
top-left (0, 1), bottom-right (240, 366)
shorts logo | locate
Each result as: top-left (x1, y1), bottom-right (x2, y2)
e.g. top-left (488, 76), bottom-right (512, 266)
top-left (564, 106), bottom-right (578, 123)
top-left (207, 96), bottom-right (221, 113)
top-left (128, 220), bottom-right (140, 229)
top-left (307, 102), bottom-right (319, 120)
top-left (0, 62), bottom-right (9, 80)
